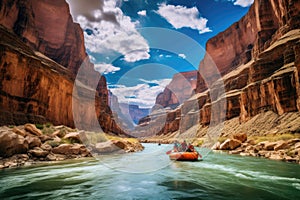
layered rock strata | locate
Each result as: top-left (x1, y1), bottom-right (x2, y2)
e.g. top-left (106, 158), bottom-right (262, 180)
top-left (0, 0), bottom-right (123, 134)
top-left (155, 71), bottom-right (198, 109)
top-left (140, 0), bottom-right (300, 138)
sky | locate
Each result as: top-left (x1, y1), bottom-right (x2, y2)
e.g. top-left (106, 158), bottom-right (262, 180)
top-left (66, 0), bottom-right (253, 108)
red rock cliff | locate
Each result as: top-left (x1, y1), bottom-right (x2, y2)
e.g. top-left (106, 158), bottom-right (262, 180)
top-left (140, 0), bottom-right (300, 136)
top-left (0, 0), bottom-right (86, 75)
top-left (155, 71), bottom-right (198, 109)
top-left (0, 0), bottom-right (124, 134)
top-left (197, 0), bottom-right (300, 92)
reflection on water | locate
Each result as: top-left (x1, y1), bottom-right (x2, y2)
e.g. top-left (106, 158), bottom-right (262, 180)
top-left (0, 144), bottom-right (300, 200)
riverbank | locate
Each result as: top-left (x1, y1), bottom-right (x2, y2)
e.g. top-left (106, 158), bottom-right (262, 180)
top-left (140, 132), bottom-right (300, 164)
top-left (0, 124), bottom-right (144, 169)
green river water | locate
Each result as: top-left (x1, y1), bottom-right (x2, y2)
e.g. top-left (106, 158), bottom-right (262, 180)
top-left (0, 143), bottom-right (300, 199)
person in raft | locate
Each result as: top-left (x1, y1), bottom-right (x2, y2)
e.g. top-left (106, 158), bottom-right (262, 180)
top-left (173, 141), bottom-right (180, 152)
top-left (186, 143), bottom-right (195, 152)
top-left (181, 140), bottom-right (188, 151)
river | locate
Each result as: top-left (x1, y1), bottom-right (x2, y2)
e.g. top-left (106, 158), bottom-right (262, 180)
top-left (0, 143), bottom-right (300, 199)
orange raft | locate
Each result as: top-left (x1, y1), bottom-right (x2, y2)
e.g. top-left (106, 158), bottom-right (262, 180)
top-left (169, 151), bottom-right (200, 161)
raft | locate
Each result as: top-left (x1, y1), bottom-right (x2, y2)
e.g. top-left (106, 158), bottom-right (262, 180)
top-left (169, 151), bottom-right (201, 161)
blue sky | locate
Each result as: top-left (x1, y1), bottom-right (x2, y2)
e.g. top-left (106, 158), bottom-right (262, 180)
top-left (66, 0), bottom-right (253, 108)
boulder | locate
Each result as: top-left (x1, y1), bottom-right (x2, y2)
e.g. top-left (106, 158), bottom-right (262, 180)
top-left (274, 141), bottom-right (290, 151)
top-left (29, 147), bottom-right (49, 158)
top-left (269, 153), bottom-right (284, 161)
top-left (219, 139), bottom-right (242, 150)
top-left (284, 156), bottom-right (299, 163)
top-left (26, 135), bottom-right (42, 149)
top-left (63, 132), bottom-right (82, 143)
top-left (263, 142), bottom-right (277, 151)
top-left (39, 135), bottom-right (52, 143)
top-left (95, 141), bottom-right (120, 153)
top-left (24, 124), bottom-right (42, 136)
top-left (232, 133), bottom-right (247, 143)
top-left (41, 143), bottom-right (52, 152)
top-left (52, 144), bottom-right (89, 156)
top-left (240, 152), bottom-right (250, 156)
top-left (12, 127), bottom-right (26, 137)
top-left (212, 142), bottom-right (221, 150)
top-left (112, 140), bottom-right (126, 149)
top-left (288, 139), bottom-right (300, 145)
top-left (51, 130), bottom-right (61, 137)
top-left (295, 142), bottom-right (300, 149)
top-left (0, 131), bottom-right (28, 157)
top-left (229, 148), bottom-right (244, 154)
top-left (46, 153), bottom-right (66, 161)
top-left (258, 151), bottom-right (271, 158)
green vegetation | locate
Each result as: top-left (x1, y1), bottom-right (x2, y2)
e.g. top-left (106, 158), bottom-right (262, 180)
top-left (106, 134), bottom-right (139, 144)
top-left (41, 126), bottom-right (56, 135)
top-left (192, 138), bottom-right (204, 147)
top-left (47, 140), bottom-right (60, 148)
top-left (248, 133), bottom-right (300, 144)
top-left (218, 136), bottom-right (228, 144)
top-left (8, 125), bottom-right (15, 128)
top-left (35, 124), bottom-right (44, 130)
top-left (45, 122), bottom-right (52, 128)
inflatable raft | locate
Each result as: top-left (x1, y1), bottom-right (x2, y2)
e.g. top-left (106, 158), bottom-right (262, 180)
top-left (169, 151), bottom-right (201, 161)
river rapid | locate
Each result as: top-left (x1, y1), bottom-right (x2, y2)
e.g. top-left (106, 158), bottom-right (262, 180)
top-left (0, 143), bottom-right (300, 199)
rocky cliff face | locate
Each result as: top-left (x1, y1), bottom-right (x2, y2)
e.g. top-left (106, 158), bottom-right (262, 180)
top-left (196, 0), bottom-right (300, 93)
top-left (139, 0), bottom-right (300, 137)
top-left (0, 0), bottom-right (86, 75)
top-left (155, 71), bottom-right (198, 109)
top-left (0, 0), bottom-right (123, 134)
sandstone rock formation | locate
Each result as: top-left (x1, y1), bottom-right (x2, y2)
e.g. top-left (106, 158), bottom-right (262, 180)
top-left (0, 0), bottom-right (86, 75)
top-left (0, 0), bottom-right (123, 134)
top-left (0, 124), bottom-right (144, 169)
top-left (0, 131), bottom-right (28, 157)
top-left (155, 71), bottom-right (198, 109)
top-left (139, 0), bottom-right (300, 140)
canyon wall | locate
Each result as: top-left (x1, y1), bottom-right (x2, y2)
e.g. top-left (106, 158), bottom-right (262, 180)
top-left (196, 0), bottom-right (300, 92)
top-left (0, 0), bottom-right (85, 75)
top-left (140, 0), bottom-right (300, 136)
top-left (0, 0), bottom-right (123, 134)
top-left (155, 71), bottom-right (198, 109)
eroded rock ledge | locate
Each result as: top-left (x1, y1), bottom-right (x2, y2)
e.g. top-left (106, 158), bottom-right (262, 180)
top-left (0, 124), bottom-right (143, 169)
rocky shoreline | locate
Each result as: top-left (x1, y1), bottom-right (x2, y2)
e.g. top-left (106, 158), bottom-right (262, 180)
top-left (214, 133), bottom-right (300, 164)
top-left (0, 124), bottom-right (144, 169)
top-left (140, 132), bottom-right (300, 164)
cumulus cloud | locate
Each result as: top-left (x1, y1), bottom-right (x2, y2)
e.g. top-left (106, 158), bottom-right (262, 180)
top-left (67, 0), bottom-right (150, 63)
top-left (233, 0), bottom-right (254, 7)
top-left (137, 10), bottom-right (147, 16)
top-left (157, 4), bottom-right (211, 34)
top-left (109, 79), bottom-right (171, 108)
top-left (178, 53), bottom-right (186, 59)
top-left (94, 63), bottom-right (121, 74)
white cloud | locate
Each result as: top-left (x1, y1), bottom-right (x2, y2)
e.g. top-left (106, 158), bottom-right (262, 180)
top-left (178, 53), bottom-right (186, 59)
top-left (94, 63), bottom-right (121, 74)
top-left (69, 0), bottom-right (150, 63)
top-left (157, 4), bottom-right (211, 34)
top-left (110, 79), bottom-right (171, 108)
top-left (137, 10), bottom-right (147, 16)
top-left (233, 0), bottom-right (254, 7)
top-left (89, 55), bottom-right (96, 63)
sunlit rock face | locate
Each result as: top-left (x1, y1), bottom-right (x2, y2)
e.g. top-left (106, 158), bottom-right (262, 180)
top-left (140, 0), bottom-right (300, 136)
top-left (0, 0), bottom-right (124, 134)
top-left (0, 0), bottom-right (86, 75)
top-left (155, 71), bottom-right (198, 109)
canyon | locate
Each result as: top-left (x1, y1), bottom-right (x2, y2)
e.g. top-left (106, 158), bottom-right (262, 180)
top-left (0, 0), bottom-right (124, 134)
top-left (139, 0), bottom-right (300, 140)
